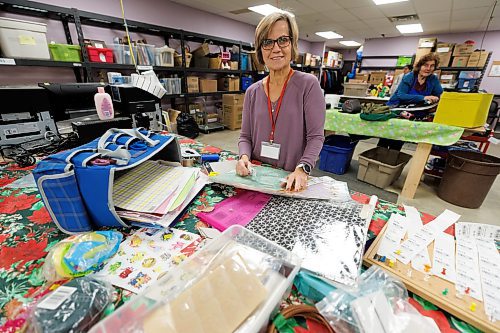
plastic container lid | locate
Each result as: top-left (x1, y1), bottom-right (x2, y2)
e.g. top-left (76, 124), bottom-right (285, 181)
top-left (0, 17), bottom-right (47, 33)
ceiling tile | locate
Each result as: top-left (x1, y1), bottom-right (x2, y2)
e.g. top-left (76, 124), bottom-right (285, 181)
top-left (452, 0), bottom-right (496, 10)
top-left (334, 0), bottom-right (375, 9)
top-left (450, 19), bottom-right (483, 31)
top-left (414, 0), bottom-right (451, 14)
top-left (300, 0), bottom-right (342, 11)
top-left (364, 18), bottom-right (394, 28)
top-left (279, 0), bottom-right (317, 15)
top-left (347, 6), bottom-right (386, 19)
top-left (452, 6), bottom-right (492, 21)
top-left (321, 9), bottom-right (360, 22)
top-left (377, 1), bottom-right (417, 17)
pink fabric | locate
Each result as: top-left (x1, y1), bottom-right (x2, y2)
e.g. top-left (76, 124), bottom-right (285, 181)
top-left (197, 190), bottom-right (272, 231)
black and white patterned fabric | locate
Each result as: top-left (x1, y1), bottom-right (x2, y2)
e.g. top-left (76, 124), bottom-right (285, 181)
top-left (246, 196), bottom-right (369, 286)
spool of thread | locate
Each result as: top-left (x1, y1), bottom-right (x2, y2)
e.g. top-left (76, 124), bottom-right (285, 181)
top-left (200, 154), bottom-right (220, 162)
top-left (182, 158), bottom-right (195, 167)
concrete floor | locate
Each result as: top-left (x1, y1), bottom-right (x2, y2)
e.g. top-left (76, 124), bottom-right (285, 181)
top-left (198, 129), bottom-right (500, 226)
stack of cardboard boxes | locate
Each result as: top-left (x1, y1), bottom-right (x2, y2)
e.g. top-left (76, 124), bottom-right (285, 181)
top-left (451, 44), bottom-right (474, 67)
top-left (223, 94), bottom-right (244, 130)
top-left (415, 37), bottom-right (437, 64)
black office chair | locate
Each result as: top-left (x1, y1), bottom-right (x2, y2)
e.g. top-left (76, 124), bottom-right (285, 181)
top-left (487, 99), bottom-right (499, 132)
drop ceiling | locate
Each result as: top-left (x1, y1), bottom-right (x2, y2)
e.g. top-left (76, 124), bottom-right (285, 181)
top-left (169, 0), bottom-right (499, 48)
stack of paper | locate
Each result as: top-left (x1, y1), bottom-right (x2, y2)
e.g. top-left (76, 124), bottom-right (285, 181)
top-left (113, 161), bottom-right (206, 227)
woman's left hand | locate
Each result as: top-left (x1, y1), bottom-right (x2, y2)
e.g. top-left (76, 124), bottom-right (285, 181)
top-left (283, 167), bottom-right (308, 191)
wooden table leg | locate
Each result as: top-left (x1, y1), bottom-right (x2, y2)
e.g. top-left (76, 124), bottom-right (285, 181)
top-left (401, 142), bottom-right (432, 199)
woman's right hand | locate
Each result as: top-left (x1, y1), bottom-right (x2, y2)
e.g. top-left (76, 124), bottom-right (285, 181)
top-left (236, 155), bottom-right (252, 176)
top-left (424, 96), bottom-right (440, 104)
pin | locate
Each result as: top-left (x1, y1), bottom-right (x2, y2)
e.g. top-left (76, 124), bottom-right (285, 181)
top-left (469, 302), bottom-right (477, 312)
top-left (442, 288), bottom-right (449, 296)
top-left (441, 268), bottom-right (446, 275)
top-left (424, 264), bottom-right (432, 273)
top-left (388, 259), bottom-right (395, 268)
top-left (394, 249), bottom-right (401, 255)
top-left (380, 256), bottom-right (386, 263)
top-left (424, 274), bottom-right (431, 282)
top-left (406, 269), bottom-right (413, 278)
top-left (465, 287), bottom-right (471, 295)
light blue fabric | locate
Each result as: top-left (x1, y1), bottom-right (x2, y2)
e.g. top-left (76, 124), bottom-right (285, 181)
top-left (387, 72), bottom-right (443, 106)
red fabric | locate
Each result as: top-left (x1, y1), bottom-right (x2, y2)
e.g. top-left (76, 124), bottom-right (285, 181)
top-left (294, 318), bottom-right (331, 333)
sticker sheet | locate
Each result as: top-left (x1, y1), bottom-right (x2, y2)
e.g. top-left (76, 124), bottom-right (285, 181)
top-left (95, 228), bottom-right (201, 293)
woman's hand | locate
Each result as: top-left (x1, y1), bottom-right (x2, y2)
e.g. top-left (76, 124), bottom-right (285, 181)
top-left (236, 155), bottom-right (252, 176)
top-left (424, 95), bottom-right (440, 104)
top-left (283, 167), bottom-right (308, 191)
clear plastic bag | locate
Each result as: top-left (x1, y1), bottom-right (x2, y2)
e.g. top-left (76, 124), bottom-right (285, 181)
top-left (316, 266), bottom-right (440, 333)
top-left (27, 276), bottom-right (113, 333)
top-left (43, 231), bottom-right (122, 282)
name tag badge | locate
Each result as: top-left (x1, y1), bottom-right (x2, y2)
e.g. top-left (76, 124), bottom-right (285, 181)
top-left (261, 141), bottom-right (280, 160)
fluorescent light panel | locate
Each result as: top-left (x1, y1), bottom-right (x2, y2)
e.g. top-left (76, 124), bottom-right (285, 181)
top-left (315, 31), bottom-right (343, 39)
top-left (373, 0), bottom-right (408, 5)
top-left (339, 41), bottom-right (361, 46)
top-left (396, 23), bottom-right (423, 34)
top-left (248, 4), bottom-right (295, 17)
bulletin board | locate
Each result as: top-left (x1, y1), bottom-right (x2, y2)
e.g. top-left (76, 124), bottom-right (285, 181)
top-left (488, 61), bottom-right (500, 77)
top-left (363, 225), bottom-right (500, 333)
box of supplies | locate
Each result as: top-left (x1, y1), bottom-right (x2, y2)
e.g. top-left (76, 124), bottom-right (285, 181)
top-left (0, 17), bottom-right (50, 59)
top-left (434, 92), bottom-right (494, 128)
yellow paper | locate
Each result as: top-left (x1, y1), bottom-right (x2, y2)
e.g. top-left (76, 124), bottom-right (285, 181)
top-left (19, 35), bottom-right (36, 45)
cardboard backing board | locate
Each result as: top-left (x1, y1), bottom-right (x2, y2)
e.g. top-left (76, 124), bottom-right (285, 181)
top-left (363, 224), bottom-right (500, 333)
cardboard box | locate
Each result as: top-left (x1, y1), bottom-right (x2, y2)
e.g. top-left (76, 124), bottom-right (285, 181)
top-left (218, 77), bottom-right (240, 91)
top-left (440, 72), bottom-right (457, 84)
top-left (304, 53), bottom-right (312, 66)
top-left (229, 61), bottom-right (239, 70)
top-left (393, 69), bottom-right (405, 78)
top-left (199, 79), bottom-right (217, 93)
top-left (415, 47), bottom-right (432, 64)
top-left (418, 37), bottom-right (437, 48)
top-left (223, 93), bottom-right (244, 106)
top-left (436, 43), bottom-right (455, 53)
top-left (349, 79), bottom-right (365, 83)
top-left (186, 76), bottom-right (199, 93)
top-left (453, 44), bottom-right (474, 56)
top-left (249, 51), bottom-right (265, 71)
top-left (451, 56), bottom-right (470, 67)
top-left (355, 73), bottom-right (369, 82)
top-left (368, 71), bottom-right (387, 85)
top-left (436, 51), bottom-right (452, 67)
top-left (467, 51), bottom-right (489, 68)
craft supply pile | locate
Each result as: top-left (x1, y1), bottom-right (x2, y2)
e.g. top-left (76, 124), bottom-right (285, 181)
top-left (1, 133), bottom-right (499, 333)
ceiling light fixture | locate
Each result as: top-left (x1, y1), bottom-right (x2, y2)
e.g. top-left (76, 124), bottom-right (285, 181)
top-left (373, 0), bottom-right (408, 5)
top-left (248, 4), bottom-right (295, 17)
top-left (339, 41), bottom-right (361, 46)
top-left (315, 31), bottom-right (343, 39)
top-left (396, 23), bottom-right (423, 34)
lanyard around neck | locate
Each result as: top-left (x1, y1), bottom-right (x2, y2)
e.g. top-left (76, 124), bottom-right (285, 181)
top-left (266, 68), bottom-right (293, 143)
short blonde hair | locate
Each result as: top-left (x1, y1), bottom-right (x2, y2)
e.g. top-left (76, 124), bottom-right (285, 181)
top-left (254, 12), bottom-right (299, 65)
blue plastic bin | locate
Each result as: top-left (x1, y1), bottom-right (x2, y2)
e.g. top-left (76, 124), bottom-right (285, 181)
top-left (319, 135), bottom-right (358, 175)
top-left (242, 76), bottom-right (253, 91)
top-left (241, 52), bottom-right (249, 70)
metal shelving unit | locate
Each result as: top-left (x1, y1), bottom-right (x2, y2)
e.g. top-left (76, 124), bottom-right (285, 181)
top-left (0, 0), bottom-right (259, 130)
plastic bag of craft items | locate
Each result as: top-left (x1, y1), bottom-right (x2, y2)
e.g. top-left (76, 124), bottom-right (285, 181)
top-left (316, 266), bottom-right (440, 333)
top-left (27, 276), bottom-right (113, 333)
top-left (89, 225), bottom-right (301, 333)
top-left (43, 231), bottom-right (122, 282)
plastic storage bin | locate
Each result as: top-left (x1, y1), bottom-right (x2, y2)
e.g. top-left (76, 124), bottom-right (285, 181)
top-left (357, 147), bottom-right (412, 188)
top-left (0, 17), bottom-right (50, 59)
top-left (242, 76), bottom-right (253, 91)
top-left (457, 78), bottom-right (477, 90)
top-left (87, 46), bottom-right (114, 63)
top-left (241, 52), bottom-right (249, 70)
top-left (111, 43), bottom-right (136, 64)
top-left (48, 43), bottom-right (81, 62)
top-left (136, 43), bottom-right (155, 66)
top-left (434, 92), bottom-right (494, 128)
top-left (89, 225), bottom-right (301, 333)
top-left (319, 135), bottom-right (358, 175)
top-left (343, 82), bottom-right (369, 97)
top-left (156, 46), bottom-right (174, 67)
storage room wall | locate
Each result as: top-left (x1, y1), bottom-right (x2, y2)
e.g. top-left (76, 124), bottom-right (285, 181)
top-left (0, 0), bottom-right (318, 85)
top-left (363, 31), bottom-right (500, 94)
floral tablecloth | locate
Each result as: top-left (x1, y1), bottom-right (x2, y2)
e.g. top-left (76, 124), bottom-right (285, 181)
top-left (0, 136), bottom-right (479, 333)
top-left (325, 109), bottom-right (465, 146)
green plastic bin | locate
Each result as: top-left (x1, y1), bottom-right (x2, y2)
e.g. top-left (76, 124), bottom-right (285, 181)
top-left (48, 43), bottom-right (82, 62)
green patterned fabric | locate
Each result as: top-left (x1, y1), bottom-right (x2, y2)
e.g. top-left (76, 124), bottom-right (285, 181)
top-left (325, 109), bottom-right (464, 145)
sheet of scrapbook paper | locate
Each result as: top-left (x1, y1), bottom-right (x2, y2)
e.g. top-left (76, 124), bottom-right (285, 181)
top-left (95, 228), bottom-right (201, 293)
top-left (246, 196), bottom-right (369, 286)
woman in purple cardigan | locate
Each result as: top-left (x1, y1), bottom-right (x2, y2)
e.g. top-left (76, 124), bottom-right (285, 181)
top-left (237, 12), bottom-right (326, 191)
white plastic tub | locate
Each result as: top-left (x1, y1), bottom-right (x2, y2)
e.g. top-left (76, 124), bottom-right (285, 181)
top-left (0, 17), bottom-right (50, 59)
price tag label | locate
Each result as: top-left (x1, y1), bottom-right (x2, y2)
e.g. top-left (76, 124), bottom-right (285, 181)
top-left (0, 58), bottom-right (16, 65)
top-left (137, 65), bottom-right (153, 71)
top-left (73, 63), bottom-right (82, 67)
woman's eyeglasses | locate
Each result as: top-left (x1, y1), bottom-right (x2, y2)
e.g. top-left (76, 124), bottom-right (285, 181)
top-left (261, 36), bottom-right (291, 50)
